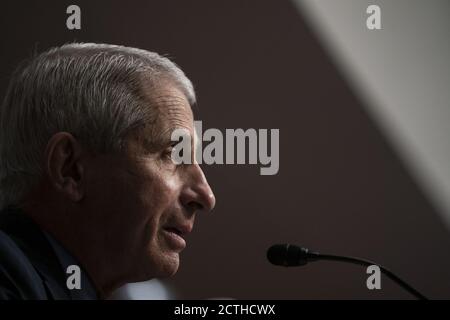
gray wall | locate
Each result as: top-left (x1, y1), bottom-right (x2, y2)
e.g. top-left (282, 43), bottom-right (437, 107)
top-left (295, 0), bottom-right (450, 229)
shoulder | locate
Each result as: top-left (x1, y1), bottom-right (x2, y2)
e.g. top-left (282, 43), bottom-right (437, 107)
top-left (0, 230), bottom-right (48, 299)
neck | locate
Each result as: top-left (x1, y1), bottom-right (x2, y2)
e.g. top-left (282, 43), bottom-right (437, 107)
top-left (21, 201), bottom-right (132, 298)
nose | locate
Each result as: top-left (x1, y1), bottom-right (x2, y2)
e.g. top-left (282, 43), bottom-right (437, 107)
top-left (180, 163), bottom-right (216, 214)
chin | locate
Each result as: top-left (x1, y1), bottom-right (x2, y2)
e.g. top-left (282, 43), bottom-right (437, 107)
top-left (142, 250), bottom-right (180, 279)
top-left (159, 252), bottom-right (180, 277)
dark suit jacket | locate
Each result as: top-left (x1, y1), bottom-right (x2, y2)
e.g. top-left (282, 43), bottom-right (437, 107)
top-left (0, 207), bottom-right (75, 299)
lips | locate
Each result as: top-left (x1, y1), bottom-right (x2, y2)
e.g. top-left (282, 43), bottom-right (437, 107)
top-left (164, 227), bottom-right (183, 236)
top-left (164, 223), bottom-right (193, 236)
top-left (162, 223), bottom-right (193, 250)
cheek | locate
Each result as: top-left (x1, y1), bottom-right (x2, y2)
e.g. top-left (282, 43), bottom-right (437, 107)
top-left (128, 167), bottom-right (179, 229)
top-left (87, 164), bottom-right (155, 232)
top-left (140, 176), bottom-right (179, 227)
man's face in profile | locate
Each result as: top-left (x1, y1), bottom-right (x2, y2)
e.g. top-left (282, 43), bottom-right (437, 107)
top-left (84, 80), bottom-right (215, 282)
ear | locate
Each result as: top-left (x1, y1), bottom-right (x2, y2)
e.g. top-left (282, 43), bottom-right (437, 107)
top-left (45, 132), bottom-right (85, 202)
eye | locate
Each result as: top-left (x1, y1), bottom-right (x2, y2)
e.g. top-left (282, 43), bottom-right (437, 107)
top-left (162, 142), bottom-right (183, 161)
top-left (162, 147), bottom-right (174, 160)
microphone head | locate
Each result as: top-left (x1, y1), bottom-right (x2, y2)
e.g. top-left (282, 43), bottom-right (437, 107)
top-left (267, 244), bottom-right (310, 267)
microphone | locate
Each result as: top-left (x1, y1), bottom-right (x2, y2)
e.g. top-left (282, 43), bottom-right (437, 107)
top-left (267, 243), bottom-right (427, 300)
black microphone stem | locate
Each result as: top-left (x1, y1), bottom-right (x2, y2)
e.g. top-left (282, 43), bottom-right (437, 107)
top-left (316, 253), bottom-right (427, 300)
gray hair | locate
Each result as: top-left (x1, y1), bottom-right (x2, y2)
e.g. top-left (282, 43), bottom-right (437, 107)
top-left (0, 43), bottom-right (196, 210)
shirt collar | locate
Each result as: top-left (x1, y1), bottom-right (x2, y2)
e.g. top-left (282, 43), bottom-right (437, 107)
top-left (43, 232), bottom-right (98, 300)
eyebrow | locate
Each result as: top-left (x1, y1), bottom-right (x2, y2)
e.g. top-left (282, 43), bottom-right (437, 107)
top-left (139, 125), bottom-right (193, 155)
top-left (140, 130), bottom-right (171, 153)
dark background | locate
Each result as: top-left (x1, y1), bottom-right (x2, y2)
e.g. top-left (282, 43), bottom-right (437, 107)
top-left (1, 0), bottom-right (449, 299)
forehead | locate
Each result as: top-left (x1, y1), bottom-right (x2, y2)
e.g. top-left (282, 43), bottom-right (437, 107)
top-left (127, 78), bottom-right (195, 152)
top-left (145, 81), bottom-right (194, 129)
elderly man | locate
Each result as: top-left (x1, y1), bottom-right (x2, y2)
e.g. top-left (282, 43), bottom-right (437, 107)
top-left (0, 43), bottom-right (216, 299)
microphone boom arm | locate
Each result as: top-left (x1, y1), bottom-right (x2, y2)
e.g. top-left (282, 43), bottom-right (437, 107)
top-left (310, 252), bottom-right (427, 300)
top-left (267, 244), bottom-right (428, 300)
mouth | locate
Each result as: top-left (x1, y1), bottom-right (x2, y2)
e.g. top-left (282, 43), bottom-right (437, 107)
top-left (162, 224), bottom-right (192, 251)
top-left (164, 227), bottom-right (184, 237)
